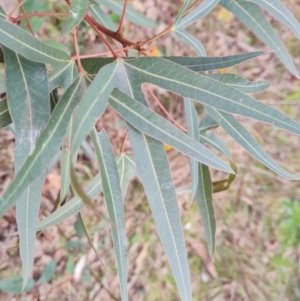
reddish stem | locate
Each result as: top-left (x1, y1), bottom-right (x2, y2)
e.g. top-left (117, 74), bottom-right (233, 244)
top-left (13, 12), bottom-right (68, 22)
top-left (73, 28), bottom-right (84, 73)
top-left (120, 131), bottom-right (129, 153)
top-left (145, 84), bottom-right (187, 133)
top-left (116, 0), bottom-right (128, 36)
top-left (18, 0), bottom-right (34, 36)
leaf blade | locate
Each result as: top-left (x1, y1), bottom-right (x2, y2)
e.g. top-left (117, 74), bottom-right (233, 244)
top-left (128, 126), bottom-right (192, 301)
top-left (91, 129), bottom-right (128, 301)
top-left (0, 18), bottom-right (70, 66)
top-left (205, 106), bottom-right (299, 179)
top-left (123, 57), bottom-right (300, 135)
top-left (4, 47), bottom-right (50, 286)
top-left (109, 89), bottom-right (232, 173)
top-left (0, 75), bottom-right (85, 218)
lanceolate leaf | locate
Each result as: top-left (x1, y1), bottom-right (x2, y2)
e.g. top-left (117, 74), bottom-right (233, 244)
top-left (129, 126), bottom-right (192, 301)
top-left (0, 99), bottom-right (12, 129)
top-left (195, 163), bottom-right (215, 257)
top-left (248, 0), bottom-right (300, 40)
top-left (175, 0), bottom-right (219, 29)
top-left (205, 106), bottom-right (299, 180)
top-left (173, 29), bottom-right (207, 56)
top-left (220, 0), bottom-right (299, 77)
top-left (122, 57), bottom-right (300, 135)
top-left (37, 173), bottom-right (103, 231)
top-left (96, 0), bottom-right (157, 28)
top-left (206, 73), bottom-right (270, 94)
top-left (184, 99), bottom-right (199, 203)
top-left (174, 0), bottom-right (192, 27)
top-left (80, 52), bottom-right (262, 75)
top-left (49, 61), bottom-right (78, 91)
top-left (36, 154), bottom-right (134, 231)
top-left (4, 47), bottom-right (50, 286)
top-left (116, 61), bottom-right (192, 301)
top-left (91, 129), bottom-right (128, 301)
top-left (0, 18), bottom-right (70, 66)
top-left (62, 0), bottom-right (89, 35)
top-left (109, 89), bottom-right (232, 173)
top-left (90, 4), bottom-right (117, 31)
top-left (116, 153), bottom-right (137, 198)
top-left (71, 61), bottom-right (118, 156)
top-left (199, 114), bottom-right (219, 131)
top-left (200, 132), bottom-right (232, 159)
top-left (0, 76), bottom-right (85, 218)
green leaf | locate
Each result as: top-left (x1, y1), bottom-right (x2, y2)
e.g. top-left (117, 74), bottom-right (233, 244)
top-left (109, 89), bottom-right (232, 173)
top-left (62, 0), bottom-right (89, 35)
top-left (80, 52), bottom-right (262, 75)
top-left (248, 0), bottom-right (300, 40)
top-left (49, 61), bottom-right (78, 91)
top-left (122, 57), bottom-right (300, 135)
top-left (173, 28), bottom-right (207, 56)
top-left (71, 61), bottom-right (118, 156)
top-left (174, 0), bottom-right (193, 27)
top-left (37, 173), bottom-right (103, 231)
top-left (0, 70), bottom-right (5, 94)
top-left (0, 99), bottom-right (12, 129)
top-left (175, 0), bottom-right (219, 28)
top-left (0, 276), bottom-right (35, 294)
top-left (220, 0), bottom-right (299, 78)
top-left (91, 129), bottom-right (128, 301)
top-left (116, 153), bottom-right (137, 198)
top-left (199, 114), bottom-right (219, 131)
top-left (128, 126), bottom-right (192, 301)
top-left (200, 132), bottom-right (232, 159)
top-left (97, 0), bottom-right (157, 28)
top-left (184, 99), bottom-right (199, 203)
top-left (195, 163), bottom-right (215, 257)
top-left (90, 3), bottom-right (117, 31)
top-left (60, 119), bottom-right (73, 203)
top-left (40, 259), bottom-right (57, 284)
top-left (0, 75), bottom-right (85, 218)
top-left (4, 47), bottom-right (50, 287)
top-left (206, 73), bottom-right (270, 93)
top-left (36, 154), bottom-right (133, 231)
top-left (205, 106), bottom-right (299, 180)
top-left (0, 18), bottom-right (70, 66)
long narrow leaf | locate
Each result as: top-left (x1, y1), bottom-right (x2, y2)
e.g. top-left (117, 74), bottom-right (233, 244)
top-left (174, 0), bottom-right (193, 27)
top-left (175, 0), bottom-right (219, 28)
top-left (4, 47), bottom-right (50, 286)
top-left (71, 61), bottom-right (118, 156)
top-left (109, 89), bottom-right (232, 173)
top-left (62, 0), bottom-right (89, 35)
top-left (195, 163), bottom-right (215, 257)
top-left (81, 52), bottom-right (262, 75)
top-left (49, 61), bottom-right (78, 91)
top-left (36, 154), bottom-right (134, 231)
top-left (173, 29), bottom-right (207, 56)
top-left (248, 0), bottom-right (300, 40)
top-left (184, 99), bottom-right (199, 203)
top-left (0, 75), bottom-right (85, 218)
top-left (96, 0), bottom-right (157, 28)
top-left (206, 73), bottom-right (270, 94)
top-left (205, 105), bottom-right (299, 179)
top-left (220, 0), bottom-right (299, 77)
top-left (122, 57), bottom-right (300, 135)
top-left (0, 18), bottom-right (70, 66)
top-left (0, 99), bottom-right (12, 129)
top-left (128, 126), bottom-right (192, 301)
top-left (91, 129), bottom-right (128, 301)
